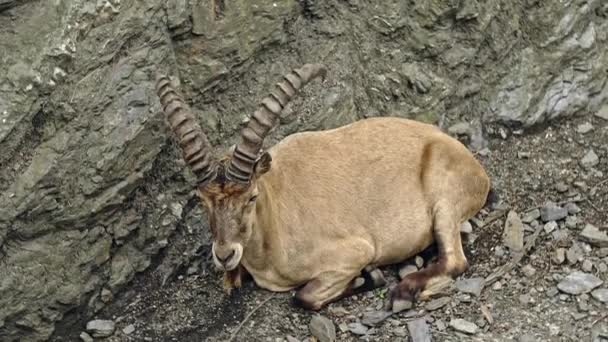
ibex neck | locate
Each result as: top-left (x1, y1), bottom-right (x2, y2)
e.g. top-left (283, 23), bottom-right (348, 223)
top-left (242, 178), bottom-right (280, 272)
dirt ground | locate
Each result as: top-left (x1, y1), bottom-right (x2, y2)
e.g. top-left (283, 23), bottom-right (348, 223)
top-left (52, 113), bottom-right (607, 342)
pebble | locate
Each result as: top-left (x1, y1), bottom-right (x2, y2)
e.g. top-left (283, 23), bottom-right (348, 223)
top-left (347, 322), bottom-right (369, 335)
top-left (522, 265), bottom-right (536, 277)
top-left (79, 332), bottom-right (94, 342)
top-left (361, 310), bottom-right (391, 326)
top-left (565, 216), bottom-right (578, 229)
top-left (599, 248), bottom-right (608, 258)
top-left (435, 319), bottom-right (447, 331)
top-left (393, 326), bottom-right (407, 337)
top-left (546, 287), bottom-right (559, 297)
top-left (309, 315), bottom-right (336, 342)
top-left (599, 263), bottom-right (608, 273)
top-left (407, 318), bottom-right (431, 342)
top-left (460, 221), bottom-right (473, 234)
top-left (580, 224), bottom-right (608, 247)
top-left (449, 318), bottom-right (478, 334)
top-left (544, 221), bottom-right (557, 234)
top-left (567, 243), bottom-right (584, 264)
top-left (286, 335), bottom-right (300, 342)
top-left (425, 297), bottom-right (451, 311)
top-left (503, 210), bottom-right (524, 252)
top-left (540, 202), bottom-right (568, 222)
top-left (399, 265), bottom-right (418, 279)
top-left (519, 334), bottom-right (536, 342)
top-left (580, 149), bottom-right (599, 168)
top-left (552, 229), bottom-right (569, 242)
top-left (122, 324), bottom-right (135, 335)
top-left (565, 202), bottom-right (581, 215)
top-left (555, 182), bottom-right (569, 192)
top-left (591, 288), bottom-right (608, 303)
top-left (557, 271), bottom-right (603, 295)
top-left (415, 256), bottom-right (424, 268)
top-left (595, 106), bottom-right (608, 120)
top-left (392, 299), bottom-right (413, 314)
top-left (448, 122), bottom-right (471, 135)
top-left (86, 319), bottom-right (115, 338)
top-left (576, 122), bottom-right (594, 134)
top-left (582, 259), bottom-right (593, 272)
top-left (455, 277), bottom-right (485, 297)
top-left (522, 209), bottom-right (540, 223)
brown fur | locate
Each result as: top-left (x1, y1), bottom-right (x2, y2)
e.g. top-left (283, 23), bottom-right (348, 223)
top-left (195, 116), bottom-right (490, 310)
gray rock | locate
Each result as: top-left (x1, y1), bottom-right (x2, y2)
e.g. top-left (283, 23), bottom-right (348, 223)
top-left (595, 105), bottom-right (608, 121)
top-left (449, 318), bottom-right (478, 334)
top-left (599, 263), bottom-right (608, 273)
top-left (555, 182), bottom-right (569, 193)
top-left (425, 297), bottom-right (451, 311)
top-left (392, 299), bottom-right (413, 314)
top-left (448, 122), bottom-right (471, 136)
top-left (503, 211), bottom-right (524, 251)
top-left (580, 224), bottom-right (608, 247)
top-left (86, 319), bottom-right (115, 338)
top-left (347, 322), bottom-right (369, 335)
top-left (309, 315), bottom-right (336, 342)
top-left (79, 332), bottom-right (94, 342)
top-left (522, 265), bottom-right (536, 277)
top-left (286, 335), bottom-right (300, 342)
top-left (557, 271), bottom-right (603, 295)
top-left (567, 243), bottom-right (584, 264)
top-left (544, 221), bottom-right (558, 234)
top-left (576, 122), bottom-right (594, 134)
top-left (565, 216), bottom-right (578, 229)
top-left (591, 289), bottom-right (608, 303)
top-left (361, 311), bottom-right (391, 326)
top-left (522, 209), bottom-right (541, 223)
top-left (460, 221), bottom-right (473, 234)
top-left (122, 324), bottom-right (135, 335)
top-left (565, 203), bottom-right (581, 215)
top-left (455, 277), bottom-right (485, 297)
top-left (519, 334), bottom-right (536, 342)
top-left (415, 256), bottom-right (424, 268)
top-left (580, 150), bottom-right (600, 169)
top-left (399, 265), bottom-right (418, 279)
top-left (407, 318), bottom-right (431, 342)
top-left (582, 259), bottom-right (594, 272)
top-left (540, 202), bottom-right (568, 222)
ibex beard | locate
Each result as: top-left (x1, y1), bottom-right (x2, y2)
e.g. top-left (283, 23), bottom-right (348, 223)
top-left (155, 63), bottom-right (492, 311)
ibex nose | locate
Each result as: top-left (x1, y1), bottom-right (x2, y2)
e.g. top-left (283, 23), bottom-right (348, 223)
top-left (215, 248), bottom-right (236, 265)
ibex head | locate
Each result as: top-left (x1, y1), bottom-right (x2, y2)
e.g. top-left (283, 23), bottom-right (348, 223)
top-left (155, 64), bottom-right (326, 271)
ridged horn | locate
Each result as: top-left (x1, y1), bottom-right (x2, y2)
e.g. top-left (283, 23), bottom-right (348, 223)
top-left (226, 63), bottom-right (327, 183)
top-left (155, 73), bottom-right (216, 185)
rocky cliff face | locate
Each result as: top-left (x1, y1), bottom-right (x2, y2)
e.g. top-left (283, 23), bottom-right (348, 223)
top-left (0, 0), bottom-right (606, 340)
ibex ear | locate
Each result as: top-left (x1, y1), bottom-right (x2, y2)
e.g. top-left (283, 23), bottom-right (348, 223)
top-left (254, 152), bottom-right (272, 177)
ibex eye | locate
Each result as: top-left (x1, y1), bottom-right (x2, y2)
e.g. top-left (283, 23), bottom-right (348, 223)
top-left (249, 195), bottom-right (258, 203)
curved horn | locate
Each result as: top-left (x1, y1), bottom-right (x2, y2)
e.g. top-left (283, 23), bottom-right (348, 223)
top-left (156, 73), bottom-right (216, 185)
top-left (226, 63), bottom-right (327, 182)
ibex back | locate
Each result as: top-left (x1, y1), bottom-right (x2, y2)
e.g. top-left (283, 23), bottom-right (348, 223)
top-left (155, 64), bottom-right (491, 310)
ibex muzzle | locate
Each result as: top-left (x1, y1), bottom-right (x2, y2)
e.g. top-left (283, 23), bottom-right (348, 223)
top-left (155, 64), bottom-right (492, 310)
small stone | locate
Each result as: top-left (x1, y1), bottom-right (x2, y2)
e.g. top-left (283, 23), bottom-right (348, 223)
top-left (582, 259), bottom-right (593, 272)
top-left (79, 332), bottom-right (94, 342)
top-left (448, 122), bottom-right (471, 136)
top-left (393, 326), bottom-right (407, 337)
top-left (580, 224), bottom-right (608, 247)
top-left (519, 334), bottom-right (536, 342)
top-left (552, 248), bottom-right (566, 264)
top-left (565, 216), bottom-right (578, 229)
top-left (361, 310), bottom-right (391, 326)
top-left (309, 315), bottom-right (336, 342)
top-left (552, 229), bottom-right (570, 242)
top-left (522, 209), bottom-right (540, 223)
top-left (517, 151), bottom-right (531, 159)
top-left (591, 288), bottom-right (608, 303)
top-left (415, 256), bottom-right (424, 268)
top-left (567, 243), bottom-right (584, 264)
top-left (595, 105), bottom-right (608, 120)
top-left (460, 221), bottom-right (473, 234)
top-left (455, 277), bottom-right (485, 297)
top-left (519, 293), bottom-right (531, 305)
top-left (546, 287), bottom-right (559, 297)
top-left (522, 265), bottom-right (536, 277)
top-left (565, 203), bottom-right (581, 215)
top-left (347, 322), bottom-right (369, 335)
top-left (492, 282), bottom-right (503, 291)
top-left (555, 182), bottom-right (569, 192)
top-left (435, 319), bottom-right (447, 331)
top-left (122, 324), bottom-right (135, 335)
top-left (494, 246), bottom-right (505, 257)
top-left (425, 297), bottom-right (451, 311)
top-left (86, 319), bottom-right (116, 338)
top-left (580, 149), bottom-right (599, 169)
top-left (449, 318), bottom-right (478, 334)
top-left (544, 221), bottom-right (558, 234)
top-left (578, 299), bottom-right (589, 312)
top-left (399, 265), bottom-right (418, 279)
top-left (407, 318), bottom-right (431, 342)
top-left (576, 122), bottom-right (594, 134)
top-left (503, 210), bottom-right (524, 251)
top-left (286, 335), bottom-right (300, 342)
top-left (598, 263), bottom-right (608, 273)
top-left (100, 288), bottom-right (113, 303)
top-left (540, 202), bottom-right (568, 222)
top-left (392, 299), bottom-right (413, 314)
top-left (599, 248), bottom-right (608, 258)
top-left (557, 271), bottom-right (603, 295)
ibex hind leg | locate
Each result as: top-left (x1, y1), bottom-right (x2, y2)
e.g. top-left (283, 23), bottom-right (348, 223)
top-left (387, 200), bottom-right (468, 308)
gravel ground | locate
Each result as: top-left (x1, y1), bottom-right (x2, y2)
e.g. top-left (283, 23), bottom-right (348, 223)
top-left (53, 112), bottom-right (608, 342)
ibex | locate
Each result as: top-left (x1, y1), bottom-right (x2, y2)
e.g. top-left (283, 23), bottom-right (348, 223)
top-left (155, 63), bottom-right (492, 311)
